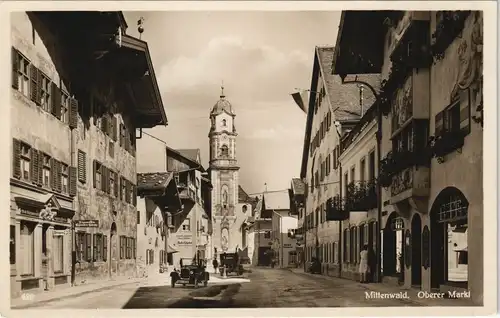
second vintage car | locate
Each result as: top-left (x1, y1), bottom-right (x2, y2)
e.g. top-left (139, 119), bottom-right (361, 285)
top-left (170, 259), bottom-right (210, 288)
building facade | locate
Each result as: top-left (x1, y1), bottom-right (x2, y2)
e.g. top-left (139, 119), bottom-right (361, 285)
top-left (251, 197), bottom-right (273, 266)
top-left (333, 11), bottom-right (483, 304)
top-left (164, 148), bottom-right (213, 268)
top-left (136, 172), bottom-right (182, 278)
top-left (10, 11), bottom-right (167, 297)
top-left (298, 46), bottom-right (379, 278)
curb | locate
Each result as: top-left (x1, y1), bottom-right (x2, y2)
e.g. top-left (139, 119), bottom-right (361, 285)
top-left (11, 279), bottom-right (141, 309)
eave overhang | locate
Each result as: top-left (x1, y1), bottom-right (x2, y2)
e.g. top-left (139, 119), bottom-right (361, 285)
top-left (333, 10), bottom-right (404, 76)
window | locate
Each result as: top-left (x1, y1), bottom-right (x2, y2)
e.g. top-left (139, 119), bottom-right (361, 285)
top-left (61, 92), bottom-right (70, 123)
top-left (93, 234), bottom-right (103, 262)
top-left (40, 72), bottom-right (51, 112)
top-left (94, 161), bottom-right (102, 190)
top-left (20, 143), bottom-right (31, 181)
top-left (76, 232), bottom-right (85, 262)
top-left (86, 233), bottom-right (92, 262)
top-left (110, 171), bottom-right (115, 197)
top-left (360, 158), bottom-right (366, 182)
top-left (41, 154), bottom-right (51, 188)
top-left (121, 177), bottom-right (127, 201)
top-left (120, 236), bottom-right (125, 259)
top-left (53, 234), bottom-right (64, 273)
top-left (350, 166), bottom-right (355, 184)
top-left (182, 218), bottom-right (191, 231)
top-left (61, 163), bottom-right (68, 194)
top-left (20, 221), bottom-right (35, 276)
top-left (129, 183), bottom-right (134, 204)
top-left (77, 150), bottom-right (86, 183)
top-left (10, 225), bottom-right (15, 265)
top-left (344, 229), bottom-right (349, 263)
top-left (103, 235), bottom-right (108, 262)
top-left (13, 50), bottom-right (30, 96)
top-left (369, 151), bottom-right (376, 181)
top-left (222, 119), bottom-right (226, 126)
top-left (220, 145), bottom-right (229, 156)
top-left (343, 173), bottom-right (348, 198)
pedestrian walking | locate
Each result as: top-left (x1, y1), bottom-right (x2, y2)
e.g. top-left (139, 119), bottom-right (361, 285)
top-left (212, 258), bottom-right (218, 274)
top-left (359, 245), bottom-right (369, 283)
top-left (367, 246), bottom-right (377, 283)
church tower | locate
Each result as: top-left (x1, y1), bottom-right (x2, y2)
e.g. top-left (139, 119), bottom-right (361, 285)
top-left (208, 85), bottom-right (240, 255)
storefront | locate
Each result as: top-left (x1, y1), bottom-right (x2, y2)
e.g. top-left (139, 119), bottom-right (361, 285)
top-left (11, 193), bottom-right (74, 297)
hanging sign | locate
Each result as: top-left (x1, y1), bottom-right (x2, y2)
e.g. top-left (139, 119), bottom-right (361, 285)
top-left (74, 220), bottom-right (99, 227)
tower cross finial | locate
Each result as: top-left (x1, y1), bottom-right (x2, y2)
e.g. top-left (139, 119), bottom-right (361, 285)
top-left (220, 80), bottom-right (225, 98)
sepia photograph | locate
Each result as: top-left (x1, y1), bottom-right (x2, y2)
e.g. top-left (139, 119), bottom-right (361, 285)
top-left (2, 2), bottom-right (496, 316)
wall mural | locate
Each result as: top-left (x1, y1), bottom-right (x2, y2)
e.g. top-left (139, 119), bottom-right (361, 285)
top-left (391, 76), bottom-right (413, 132)
top-left (221, 218), bottom-right (230, 252)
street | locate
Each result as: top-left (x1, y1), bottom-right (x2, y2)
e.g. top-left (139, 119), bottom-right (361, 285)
top-left (29, 267), bottom-right (420, 308)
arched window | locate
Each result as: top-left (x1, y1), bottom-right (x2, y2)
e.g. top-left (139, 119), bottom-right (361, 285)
top-left (222, 119), bottom-right (227, 127)
top-left (220, 145), bottom-right (229, 156)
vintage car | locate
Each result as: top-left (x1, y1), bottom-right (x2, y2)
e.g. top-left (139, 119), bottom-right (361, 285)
top-left (170, 260), bottom-right (209, 288)
top-left (219, 252), bottom-right (244, 276)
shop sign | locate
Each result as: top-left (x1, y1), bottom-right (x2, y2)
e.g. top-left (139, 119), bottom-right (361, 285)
top-left (75, 220), bottom-right (99, 228)
top-left (178, 240), bottom-right (193, 245)
top-left (53, 229), bottom-right (69, 236)
top-left (283, 243), bottom-right (294, 249)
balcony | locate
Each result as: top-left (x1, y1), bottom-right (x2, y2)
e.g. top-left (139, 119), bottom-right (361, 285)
top-left (179, 188), bottom-right (196, 203)
top-left (345, 181), bottom-right (377, 212)
top-left (429, 130), bottom-right (466, 163)
top-left (326, 195), bottom-right (349, 221)
top-left (431, 11), bottom-right (472, 61)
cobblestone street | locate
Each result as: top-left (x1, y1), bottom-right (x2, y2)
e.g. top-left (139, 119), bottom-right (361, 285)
top-left (15, 267), bottom-right (439, 309)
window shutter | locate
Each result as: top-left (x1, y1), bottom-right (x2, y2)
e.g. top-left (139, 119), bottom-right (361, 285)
top-left (102, 166), bottom-right (108, 193)
top-left (30, 149), bottom-right (39, 184)
top-left (29, 65), bottom-right (40, 105)
top-left (103, 235), bottom-right (107, 261)
top-left (51, 84), bottom-right (62, 118)
top-left (12, 139), bottom-right (21, 179)
top-left (11, 47), bottom-right (19, 90)
top-left (78, 150), bottom-right (86, 183)
top-left (106, 167), bottom-right (111, 194)
top-left (86, 233), bottom-right (92, 262)
top-left (434, 111), bottom-right (444, 137)
top-left (50, 159), bottom-right (57, 190)
top-left (112, 116), bottom-right (118, 141)
top-left (114, 171), bottom-right (119, 198)
top-left (56, 161), bottom-right (62, 192)
top-left (69, 98), bottom-right (78, 129)
top-left (93, 234), bottom-right (97, 262)
top-left (119, 123), bottom-right (123, 147)
top-left (125, 180), bottom-right (131, 203)
top-left (69, 166), bottom-right (77, 196)
top-left (119, 176), bottom-right (123, 201)
top-left (93, 160), bottom-right (97, 188)
top-left (37, 151), bottom-right (43, 185)
top-left (459, 88), bottom-right (471, 134)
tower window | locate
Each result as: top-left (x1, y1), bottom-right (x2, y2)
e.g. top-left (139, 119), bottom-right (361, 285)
top-left (222, 119), bottom-right (227, 127)
top-left (220, 145), bottom-right (229, 156)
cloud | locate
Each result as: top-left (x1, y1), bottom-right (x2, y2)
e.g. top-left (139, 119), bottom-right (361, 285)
top-left (157, 36), bottom-right (310, 105)
top-left (246, 125), bottom-right (304, 141)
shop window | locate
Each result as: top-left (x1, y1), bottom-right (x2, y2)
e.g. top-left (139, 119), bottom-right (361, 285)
top-left (10, 225), bottom-right (15, 265)
top-left (20, 221), bottom-right (35, 276)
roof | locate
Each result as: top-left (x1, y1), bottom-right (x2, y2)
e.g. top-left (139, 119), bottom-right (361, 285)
top-left (137, 172), bottom-right (173, 192)
top-left (263, 191), bottom-right (290, 211)
top-left (238, 185), bottom-right (258, 210)
top-left (291, 178), bottom-right (305, 196)
top-left (299, 46), bottom-right (380, 178)
top-left (166, 146), bottom-right (205, 172)
top-left (210, 89), bottom-right (235, 116)
top-left (176, 149), bottom-right (200, 164)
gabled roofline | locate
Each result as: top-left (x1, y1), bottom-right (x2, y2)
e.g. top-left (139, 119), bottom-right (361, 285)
top-left (165, 145), bottom-right (205, 172)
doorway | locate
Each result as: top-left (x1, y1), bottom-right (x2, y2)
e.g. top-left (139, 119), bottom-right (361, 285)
top-left (109, 222), bottom-right (118, 277)
top-left (411, 214), bottom-right (422, 286)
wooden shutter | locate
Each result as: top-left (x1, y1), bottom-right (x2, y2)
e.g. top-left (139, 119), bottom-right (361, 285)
top-left (125, 180), bottom-right (131, 203)
top-left (93, 234), bottom-right (97, 261)
top-left (434, 111), bottom-right (444, 137)
top-left (112, 116), bottom-right (118, 141)
top-left (11, 47), bottom-right (19, 90)
top-left (459, 88), bottom-right (471, 134)
top-left (56, 161), bottom-right (62, 192)
top-left (78, 150), bottom-right (86, 183)
top-left (92, 160), bottom-right (97, 188)
top-left (69, 166), bottom-right (77, 196)
top-left (12, 139), bottom-right (21, 179)
top-left (30, 149), bottom-right (39, 184)
top-left (69, 98), bottom-right (78, 129)
top-left (105, 167), bottom-right (111, 194)
top-left (119, 123), bottom-right (123, 147)
top-left (102, 166), bottom-right (108, 193)
top-left (114, 171), bottom-right (119, 197)
top-left (37, 151), bottom-right (43, 185)
top-left (103, 235), bottom-right (107, 261)
top-left (50, 159), bottom-right (57, 190)
top-left (86, 233), bottom-right (92, 262)
top-left (118, 176), bottom-right (123, 200)
top-left (51, 84), bottom-right (61, 118)
top-left (29, 65), bottom-right (40, 105)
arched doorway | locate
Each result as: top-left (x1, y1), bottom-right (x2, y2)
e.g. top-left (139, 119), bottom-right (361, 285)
top-left (430, 187), bottom-right (469, 290)
top-left (109, 222), bottom-right (118, 277)
top-left (383, 212), bottom-right (405, 283)
top-left (411, 214), bottom-right (422, 286)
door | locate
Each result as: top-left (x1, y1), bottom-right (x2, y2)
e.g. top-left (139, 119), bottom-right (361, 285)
top-left (110, 223), bottom-right (118, 277)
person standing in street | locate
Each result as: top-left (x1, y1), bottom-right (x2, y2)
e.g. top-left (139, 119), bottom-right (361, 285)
top-left (212, 258), bottom-right (218, 274)
top-left (179, 258), bottom-right (183, 268)
top-left (359, 245), bottom-right (369, 283)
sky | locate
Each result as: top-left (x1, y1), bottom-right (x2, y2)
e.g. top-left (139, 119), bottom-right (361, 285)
top-left (124, 11), bottom-right (341, 195)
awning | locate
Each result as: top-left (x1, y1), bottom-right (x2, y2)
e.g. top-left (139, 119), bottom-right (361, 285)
top-left (166, 244), bottom-right (179, 254)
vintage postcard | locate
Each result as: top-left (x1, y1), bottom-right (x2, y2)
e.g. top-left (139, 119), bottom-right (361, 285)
top-left (0, 1), bottom-right (496, 317)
